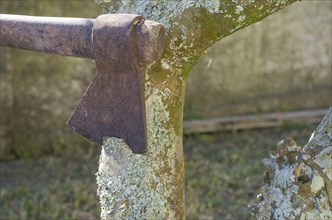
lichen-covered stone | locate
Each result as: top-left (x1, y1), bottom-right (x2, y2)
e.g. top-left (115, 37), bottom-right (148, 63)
top-left (249, 108), bottom-right (332, 219)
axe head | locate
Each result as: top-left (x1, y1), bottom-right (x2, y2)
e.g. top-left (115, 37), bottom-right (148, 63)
top-left (67, 70), bottom-right (147, 153)
top-left (68, 14), bottom-right (165, 154)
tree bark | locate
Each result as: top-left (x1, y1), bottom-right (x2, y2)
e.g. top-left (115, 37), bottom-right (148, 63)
top-left (249, 107), bottom-right (332, 219)
top-left (94, 0), bottom-right (298, 219)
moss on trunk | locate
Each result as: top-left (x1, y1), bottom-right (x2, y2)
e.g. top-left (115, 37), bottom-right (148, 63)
top-left (95, 0), bottom-right (298, 219)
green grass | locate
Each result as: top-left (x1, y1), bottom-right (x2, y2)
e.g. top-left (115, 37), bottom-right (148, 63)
top-left (0, 122), bottom-right (318, 219)
top-left (0, 156), bottom-right (100, 220)
top-left (184, 122), bottom-right (318, 219)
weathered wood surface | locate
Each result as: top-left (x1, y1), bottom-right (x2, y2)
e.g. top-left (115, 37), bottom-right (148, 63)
top-left (184, 109), bottom-right (328, 133)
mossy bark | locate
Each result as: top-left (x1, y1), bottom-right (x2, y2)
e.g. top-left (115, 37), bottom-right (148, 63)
top-left (95, 0), bottom-right (298, 219)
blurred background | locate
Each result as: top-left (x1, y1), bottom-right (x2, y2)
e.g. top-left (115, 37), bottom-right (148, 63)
top-left (0, 1), bottom-right (331, 219)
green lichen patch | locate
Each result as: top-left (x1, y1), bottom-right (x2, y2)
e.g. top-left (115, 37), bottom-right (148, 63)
top-left (311, 174), bottom-right (325, 194)
top-left (314, 147), bottom-right (332, 181)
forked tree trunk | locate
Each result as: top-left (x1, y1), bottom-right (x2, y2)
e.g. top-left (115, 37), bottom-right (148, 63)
top-left (94, 1), bottom-right (299, 219)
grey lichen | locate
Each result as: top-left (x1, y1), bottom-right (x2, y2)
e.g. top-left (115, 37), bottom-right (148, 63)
top-left (96, 77), bottom-right (183, 219)
top-left (303, 106), bottom-right (332, 156)
top-left (249, 109), bottom-right (332, 220)
top-left (313, 147), bottom-right (332, 181)
top-left (96, 138), bottom-right (173, 220)
top-left (96, 0), bottom-right (221, 29)
top-left (96, 0), bottom-right (291, 29)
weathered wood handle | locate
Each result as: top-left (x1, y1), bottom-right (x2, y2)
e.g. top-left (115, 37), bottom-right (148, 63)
top-left (0, 14), bottom-right (95, 58)
top-left (0, 14), bottom-right (165, 62)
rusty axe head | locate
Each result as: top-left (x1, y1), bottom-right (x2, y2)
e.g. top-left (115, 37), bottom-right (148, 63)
top-left (67, 14), bottom-right (165, 153)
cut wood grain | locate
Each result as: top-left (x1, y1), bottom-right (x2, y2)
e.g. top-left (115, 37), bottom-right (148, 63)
top-left (183, 108), bottom-right (328, 134)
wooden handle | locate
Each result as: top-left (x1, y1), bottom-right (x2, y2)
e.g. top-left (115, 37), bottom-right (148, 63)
top-left (0, 14), bottom-right (165, 62)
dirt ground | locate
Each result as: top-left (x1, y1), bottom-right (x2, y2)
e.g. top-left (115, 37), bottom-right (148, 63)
top-left (0, 122), bottom-right (318, 220)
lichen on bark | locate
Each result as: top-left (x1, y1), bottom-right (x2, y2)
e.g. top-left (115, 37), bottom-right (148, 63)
top-left (96, 76), bottom-right (185, 219)
top-left (249, 108), bottom-right (332, 219)
top-left (94, 0), bottom-right (298, 219)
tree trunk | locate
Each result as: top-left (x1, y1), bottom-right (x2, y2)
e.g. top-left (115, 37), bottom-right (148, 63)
top-left (94, 0), bottom-right (298, 219)
top-left (249, 107), bottom-right (332, 219)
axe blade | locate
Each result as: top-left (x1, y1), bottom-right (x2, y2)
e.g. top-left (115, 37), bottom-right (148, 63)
top-left (67, 71), bottom-right (147, 153)
top-left (68, 14), bottom-right (147, 153)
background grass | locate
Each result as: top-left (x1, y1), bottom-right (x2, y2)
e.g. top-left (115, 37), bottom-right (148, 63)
top-left (0, 122), bottom-right (318, 220)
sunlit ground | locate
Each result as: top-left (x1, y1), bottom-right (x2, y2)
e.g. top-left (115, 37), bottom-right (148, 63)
top-left (0, 122), bottom-right (318, 220)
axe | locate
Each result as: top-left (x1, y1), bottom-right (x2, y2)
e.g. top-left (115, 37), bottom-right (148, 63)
top-left (0, 14), bottom-right (166, 153)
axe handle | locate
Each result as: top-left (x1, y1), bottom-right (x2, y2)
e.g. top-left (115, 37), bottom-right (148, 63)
top-left (0, 14), bottom-right (95, 58)
top-left (0, 14), bottom-right (165, 62)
